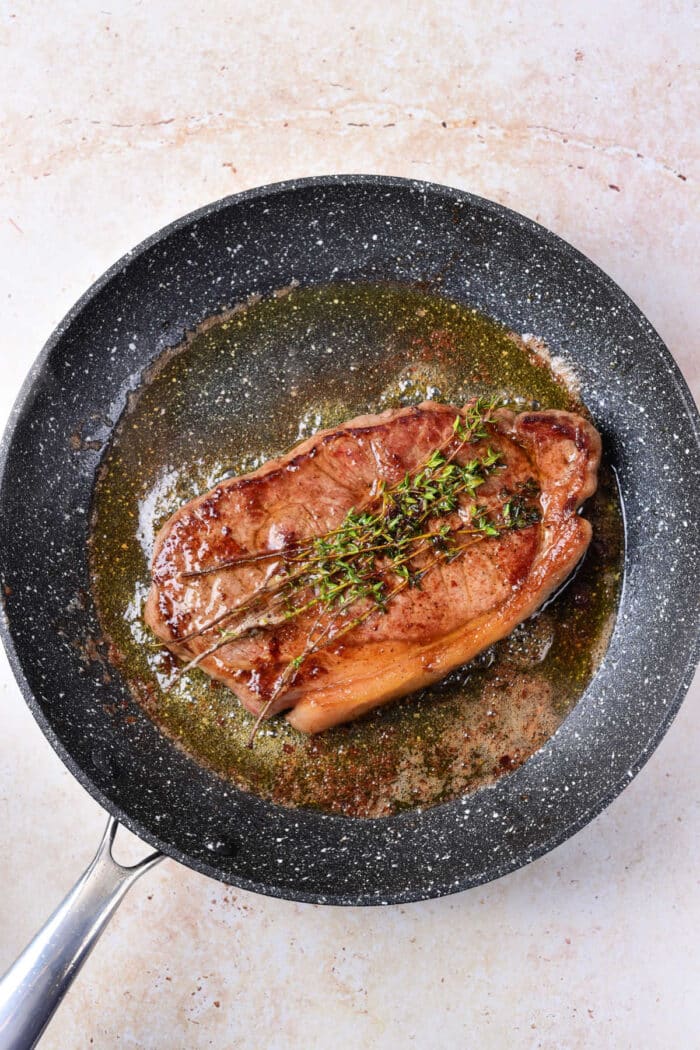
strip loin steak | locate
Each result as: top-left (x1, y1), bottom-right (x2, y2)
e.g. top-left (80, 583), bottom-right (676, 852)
top-left (145, 402), bottom-right (601, 733)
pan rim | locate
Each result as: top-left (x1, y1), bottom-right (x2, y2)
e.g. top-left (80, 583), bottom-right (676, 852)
top-left (1, 173), bottom-right (698, 906)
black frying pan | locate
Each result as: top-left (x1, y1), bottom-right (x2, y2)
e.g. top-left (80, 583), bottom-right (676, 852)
top-left (0, 176), bottom-right (698, 1046)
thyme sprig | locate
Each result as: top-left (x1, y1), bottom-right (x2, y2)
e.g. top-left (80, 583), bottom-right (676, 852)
top-left (160, 397), bottom-right (542, 745)
top-left (180, 397), bottom-right (501, 581)
top-left (178, 397), bottom-right (505, 654)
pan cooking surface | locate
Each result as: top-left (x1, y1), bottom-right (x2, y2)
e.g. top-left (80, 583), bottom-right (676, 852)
top-left (91, 282), bottom-right (623, 816)
top-left (0, 176), bottom-right (697, 903)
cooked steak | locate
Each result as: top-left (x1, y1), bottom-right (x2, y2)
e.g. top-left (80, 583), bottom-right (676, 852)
top-left (145, 401), bottom-right (600, 734)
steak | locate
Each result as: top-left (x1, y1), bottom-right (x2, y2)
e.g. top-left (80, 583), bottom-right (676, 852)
top-left (145, 402), bottom-right (600, 733)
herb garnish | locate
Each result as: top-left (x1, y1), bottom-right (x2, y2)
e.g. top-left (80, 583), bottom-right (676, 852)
top-left (164, 398), bottom-right (541, 744)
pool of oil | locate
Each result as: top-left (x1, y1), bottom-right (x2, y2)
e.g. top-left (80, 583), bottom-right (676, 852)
top-left (90, 282), bottom-right (624, 817)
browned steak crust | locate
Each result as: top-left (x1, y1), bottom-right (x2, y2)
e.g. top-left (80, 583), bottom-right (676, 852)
top-left (145, 402), bottom-right (600, 732)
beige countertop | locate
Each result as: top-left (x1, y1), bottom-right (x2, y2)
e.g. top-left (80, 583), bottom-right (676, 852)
top-left (1, 3), bottom-right (698, 1047)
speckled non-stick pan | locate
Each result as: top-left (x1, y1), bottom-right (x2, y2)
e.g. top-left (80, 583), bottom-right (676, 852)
top-left (0, 176), bottom-right (698, 1046)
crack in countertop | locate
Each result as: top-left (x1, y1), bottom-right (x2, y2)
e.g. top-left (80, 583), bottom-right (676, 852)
top-left (1, 104), bottom-right (693, 185)
top-left (527, 124), bottom-right (689, 181)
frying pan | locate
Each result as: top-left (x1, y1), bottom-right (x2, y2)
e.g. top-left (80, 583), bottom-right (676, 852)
top-left (0, 175), bottom-right (698, 1047)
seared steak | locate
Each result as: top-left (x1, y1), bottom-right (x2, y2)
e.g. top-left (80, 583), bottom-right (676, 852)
top-left (145, 402), bottom-right (600, 733)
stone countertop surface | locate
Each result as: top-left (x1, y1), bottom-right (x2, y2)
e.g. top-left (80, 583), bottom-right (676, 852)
top-left (1, 3), bottom-right (698, 1047)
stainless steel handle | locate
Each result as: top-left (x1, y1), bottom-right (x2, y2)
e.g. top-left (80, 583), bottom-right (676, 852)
top-left (0, 816), bottom-right (163, 1050)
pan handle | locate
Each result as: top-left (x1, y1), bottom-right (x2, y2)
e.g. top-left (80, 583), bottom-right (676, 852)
top-left (0, 816), bottom-right (163, 1050)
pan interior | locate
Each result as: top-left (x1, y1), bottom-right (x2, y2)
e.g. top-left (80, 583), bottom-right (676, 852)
top-left (90, 280), bottom-right (623, 817)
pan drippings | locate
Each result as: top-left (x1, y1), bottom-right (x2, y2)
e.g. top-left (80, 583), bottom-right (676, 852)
top-left (90, 282), bottom-right (623, 817)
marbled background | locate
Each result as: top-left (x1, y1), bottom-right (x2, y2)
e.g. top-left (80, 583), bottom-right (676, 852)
top-left (1, 2), bottom-right (698, 1047)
